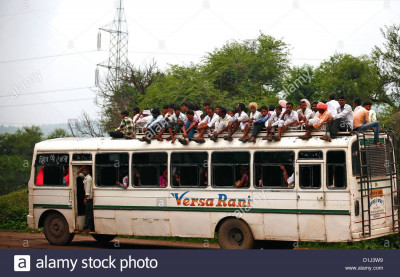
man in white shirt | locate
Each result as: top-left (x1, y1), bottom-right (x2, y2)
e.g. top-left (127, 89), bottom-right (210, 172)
top-left (322, 95), bottom-right (354, 141)
top-left (327, 93), bottom-right (340, 118)
top-left (264, 105), bottom-right (283, 141)
top-left (224, 103), bottom-right (249, 141)
top-left (77, 166), bottom-right (94, 232)
top-left (240, 102), bottom-right (262, 141)
top-left (194, 107), bottom-right (219, 143)
top-left (210, 107), bottom-right (232, 142)
top-left (271, 102), bottom-right (298, 141)
top-left (164, 106), bottom-right (187, 143)
top-left (297, 100), bottom-right (313, 123)
top-left (140, 108), bottom-right (165, 144)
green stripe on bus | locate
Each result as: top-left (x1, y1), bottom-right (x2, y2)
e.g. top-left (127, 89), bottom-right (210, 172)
top-left (357, 178), bottom-right (391, 184)
top-left (358, 186), bottom-right (392, 192)
top-left (33, 204), bottom-right (72, 209)
top-left (94, 205), bottom-right (349, 215)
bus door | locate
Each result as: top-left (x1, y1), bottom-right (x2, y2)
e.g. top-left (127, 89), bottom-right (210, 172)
top-left (296, 151), bottom-right (326, 241)
top-left (71, 153), bottom-right (93, 231)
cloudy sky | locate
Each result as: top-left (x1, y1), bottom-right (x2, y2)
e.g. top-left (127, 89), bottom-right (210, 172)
top-left (0, 0), bottom-right (399, 126)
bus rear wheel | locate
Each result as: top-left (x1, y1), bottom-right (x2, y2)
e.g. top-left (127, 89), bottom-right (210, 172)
top-left (91, 234), bottom-right (116, 243)
top-left (218, 219), bottom-right (254, 249)
top-left (43, 213), bottom-right (73, 245)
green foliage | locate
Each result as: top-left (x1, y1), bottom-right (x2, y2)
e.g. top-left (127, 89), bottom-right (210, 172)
top-left (281, 64), bottom-right (316, 103)
top-left (0, 189), bottom-right (29, 231)
top-left (47, 128), bottom-right (70, 140)
top-left (372, 24), bottom-right (400, 108)
top-left (0, 155), bottom-right (31, 195)
top-left (313, 53), bottom-right (382, 102)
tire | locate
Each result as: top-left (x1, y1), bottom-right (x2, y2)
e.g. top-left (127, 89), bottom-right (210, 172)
top-left (218, 219), bottom-right (254, 249)
top-left (43, 213), bottom-right (73, 245)
top-left (91, 234), bottom-right (116, 243)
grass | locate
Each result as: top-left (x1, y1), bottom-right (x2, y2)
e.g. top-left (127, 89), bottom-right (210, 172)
top-left (0, 189), bottom-right (399, 248)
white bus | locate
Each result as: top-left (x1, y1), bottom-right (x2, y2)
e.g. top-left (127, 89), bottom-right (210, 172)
top-left (27, 130), bottom-right (399, 249)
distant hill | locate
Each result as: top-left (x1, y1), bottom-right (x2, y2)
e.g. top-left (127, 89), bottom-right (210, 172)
top-left (0, 123), bottom-right (71, 137)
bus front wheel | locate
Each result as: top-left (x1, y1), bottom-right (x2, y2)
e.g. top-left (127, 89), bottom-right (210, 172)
top-left (218, 219), bottom-right (254, 249)
top-left (91, 234), bottom-right (116, 243)
top-left (43, 213), bottom-right (73, 245)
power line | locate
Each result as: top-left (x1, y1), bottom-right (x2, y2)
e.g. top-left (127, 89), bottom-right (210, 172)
top-left (0, 86), bottom-right (96, 98)
top-left (0, 97), bottom-right (95, 108)
top-left (0, 50), bottom-right (106, 64)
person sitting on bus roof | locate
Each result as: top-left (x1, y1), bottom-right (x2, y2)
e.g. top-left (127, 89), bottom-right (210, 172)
top-left (134, 109), bottom-right (152, 132)
top-left (327, 93), bottom-right (340, 119)
top-left (270, 102), bottom-right (298, 141)
top-left (194, 107), bottom-right (219, 143)
top-left (140, 108), bottom-right (165, 144)
top-left (329, 95), bottom-right (354, 134)
top-left (244, 106), bottom-right (270, 143)
top-left (162, 106), bottom-right (187, 143)
top-left (203, 101), bottom-right (211, 113)
top-left (298, 102), bottom-right (332, 141)
top-left (132, 107), bottom-right (140, 122)
top-left (268, 104), bottom-right (275, 115)
top-left (109, 111), bottom-right (134, 139)
top-left (353, 98), bottom-right (362, 113)
top-left (178, 110), bottom-right (199, 145)
top-left (228, 109), bottom-right (236, 121)
top-left (240, 102), bottom-right (262, 141)
top-left (263, 105), bottom-right (283, 141)
top-left (181, 102), bottom-right (189, 115)
top-left (159, 170), bottom-right (167, 187)
top-left (296, 100), bottom-right (313, 123)
top-left (353, 101), bottom-right (383, 146)
top-left (193, 104), bottom-right (203, 121)
top-left (280, 165), bottom-right (294, 188)
top-left (363, 101), bottom-right (377, 122)
top-left (235, 167), bottom-right (249, 188)
top-left (310, 101), bottom-right (319, 118)
top-left (210, 107), bottom-right (232, 142)
top-left (116, 169), bottom-right (129, 189)
top-left (224, 103), bottom-right (249, 141)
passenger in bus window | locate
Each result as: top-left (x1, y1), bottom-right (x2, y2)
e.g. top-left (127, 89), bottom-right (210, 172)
top-left (199, 167), bottom-right (208, 187)
top-left (116, 169), bottom-right (129, 189)
top-left (159, 170), bottom-right (167, 187)
top-left (77, 166), bottom-right (94, 232)
top-left (271, 102), bottom-right (298, 141)
top-left (109, 111), bottom-right (134, 139)
top-left (224, 103), bottom-right (249, 141)
top-left (264, 105), bottom-right (283, 141)
top-left (179, 110), bottom-right (199, 145)
top-left (299, 102), bottom-right (332, 141)
top-left (280, 165), bottom-right (294, 188)
top-left (172, 167), bottom-right (180, 186)
top-left (245, 106), bottom-right (270, 143)
top-left (194, 107), bottom-right (219, 143)
top-left (133, 170), bottom-right (141, 186)
top-left (210, 107), bottom-right (232, 142)
top-left (62, 167), bottom-right (69, 186)
top-left (235, 167), bottom-right (249, 188)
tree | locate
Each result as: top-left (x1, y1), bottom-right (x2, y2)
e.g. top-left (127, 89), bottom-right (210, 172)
top-left (313, 53), bottom-right (382, 102)
top-left (47, 128), bottom-right (70, 140)
top-left (372, 24), bottom-right (400, 108)
top-left (0, 126), bottom-right (43, 160)
top-left (68, 112), bottom-right (105, 137)
top-left (281, 64), bottom-right (316, 103)
top-left (204, 33), bottom-right (290, 101)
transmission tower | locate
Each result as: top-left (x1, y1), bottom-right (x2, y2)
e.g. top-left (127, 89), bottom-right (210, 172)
top-left (96, 0), bottom-right (129, 86)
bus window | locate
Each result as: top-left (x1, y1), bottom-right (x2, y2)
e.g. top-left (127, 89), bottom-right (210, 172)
top-left (212, 152), bottom-right (250, 188)
top-left (327, 151), bottom-right (346, 189)
top-left (95, 153), bottom-right (129, 187)
top-left (132, 152), bottom-right (167, 187)
top-left (254, 151), bottom-right (294, 188)
top-left (171, 152), bottom-right (208, 187)
top-left (34, 153), bottom-right (69, 186)
top-left (299, 164), bottom-right (321, 189)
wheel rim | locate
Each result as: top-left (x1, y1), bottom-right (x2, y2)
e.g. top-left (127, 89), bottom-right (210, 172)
top-left (228, 227), bottom-right (244, 246)
top-left (49, 218), bottom-right (65, 238)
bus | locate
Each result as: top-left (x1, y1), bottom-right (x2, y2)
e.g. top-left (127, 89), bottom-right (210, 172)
top-left (27, 129), bottom-right (399, 249)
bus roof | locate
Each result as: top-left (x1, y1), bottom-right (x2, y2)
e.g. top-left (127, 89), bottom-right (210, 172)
top-left (34, 135), bottom-right (360, 152)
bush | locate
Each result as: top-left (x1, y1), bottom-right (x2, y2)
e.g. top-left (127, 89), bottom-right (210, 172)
top-left (0, 189), bottom-right (29, 231)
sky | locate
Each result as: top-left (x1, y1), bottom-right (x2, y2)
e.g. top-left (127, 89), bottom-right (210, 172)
top-left (0, 0), bottom-right (399, 127)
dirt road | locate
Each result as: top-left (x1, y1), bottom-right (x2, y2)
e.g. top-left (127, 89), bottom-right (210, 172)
top-left (0, 230), bottom-right (220, 249)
